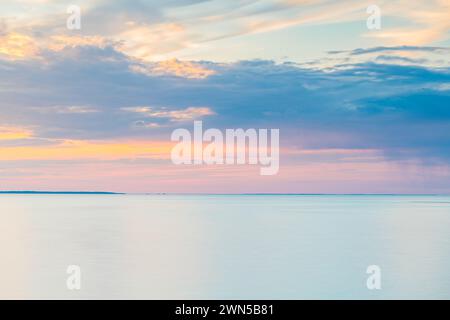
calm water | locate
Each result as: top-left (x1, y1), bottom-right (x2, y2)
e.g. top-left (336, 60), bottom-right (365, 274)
top-left (0, 194), bottom-right (449, 299)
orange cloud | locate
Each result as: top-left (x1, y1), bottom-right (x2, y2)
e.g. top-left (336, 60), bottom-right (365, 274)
top-left (118, 23), bottom-right (188, 60)
top-left (0, 126), bottom-right (33, 140)
top-left (152, 59), bottom-right (216, 79)
top-left (0, 33), bottom-right (110, 60)
top-left (0, 139), bottom-right (173, 161)
top-left (131, 59), bottom-right (216, 79)
top-left (365, 0), bottom-right (450, 46)
top-left (0, 32), bottom-right (39, 59)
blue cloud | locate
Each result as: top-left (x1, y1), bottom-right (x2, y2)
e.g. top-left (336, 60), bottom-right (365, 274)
top-left (1, 45), bottom-right (450, 164)
top-left (328, 46), bottom-right (450, 56)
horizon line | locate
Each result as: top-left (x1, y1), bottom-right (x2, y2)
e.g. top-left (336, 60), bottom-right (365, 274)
top-left (0, 191), bottom-right (449, 196)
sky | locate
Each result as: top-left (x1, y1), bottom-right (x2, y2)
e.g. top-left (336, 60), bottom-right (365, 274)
top-left (0, 0), bottom-right (450, 193)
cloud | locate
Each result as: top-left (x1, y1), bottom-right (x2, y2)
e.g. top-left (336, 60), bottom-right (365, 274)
top-left (0, 32), bottom-right (39, 59)
top-left (116, 23), bottom-right (188, 60)
top-left (374, 55), bottom-right (427, 65)
top-left (2, 0), bottom-right (450, 192)
top-left (1, 0), bottom-right (449, 66)
top-left (123, 106), bottom-right (215, 121)
top-left (0, 126), bottom-right (33, 140)
top-left (322, 45), bottom-right (450, 69)
top-left (0, 43), bottom-right (449, 192)
top-left (0, 32), bottom-right (114, 60)
top-left (131, 58), bottom-right (216, 79)
top-left (362, 0), bottom-right (450, 46)
top-left (47, 35), bottom-right (112, 51)
top-left (0, 139), bottom-right (172, 161)
top-left (31, 106), bottom-right (99, 114)
top-left (329, 46), bottom-right (450, 56)
top-left (0, 44), bottom-right (449, 167)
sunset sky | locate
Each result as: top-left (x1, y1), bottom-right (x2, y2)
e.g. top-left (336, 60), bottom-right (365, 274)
top-left (1, 0), bottom-right (450, 193)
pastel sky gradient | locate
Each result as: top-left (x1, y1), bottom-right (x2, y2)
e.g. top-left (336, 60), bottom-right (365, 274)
top-left (1, 0), bottom-right (450, 193)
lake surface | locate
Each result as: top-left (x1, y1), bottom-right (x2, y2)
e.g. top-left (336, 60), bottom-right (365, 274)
top-left (0, 194), bottom-right (449, 299)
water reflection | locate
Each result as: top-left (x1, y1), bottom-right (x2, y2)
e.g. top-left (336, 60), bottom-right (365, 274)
top-left (0, 195), bottom-right (448, 299)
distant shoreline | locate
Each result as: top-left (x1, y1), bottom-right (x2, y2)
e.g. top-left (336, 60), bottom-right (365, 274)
top-left (0, 191), bottom-right (447, 196)
top-left (0, 191), bottom-right (124, 195)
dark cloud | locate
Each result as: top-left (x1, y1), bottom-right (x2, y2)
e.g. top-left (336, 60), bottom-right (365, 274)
top-left (375, 55), bottom-right (428, 64)
top-left (1, 45), bottom-right (450, 164)
top-left (328, 46), bottom-right (450, 56)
